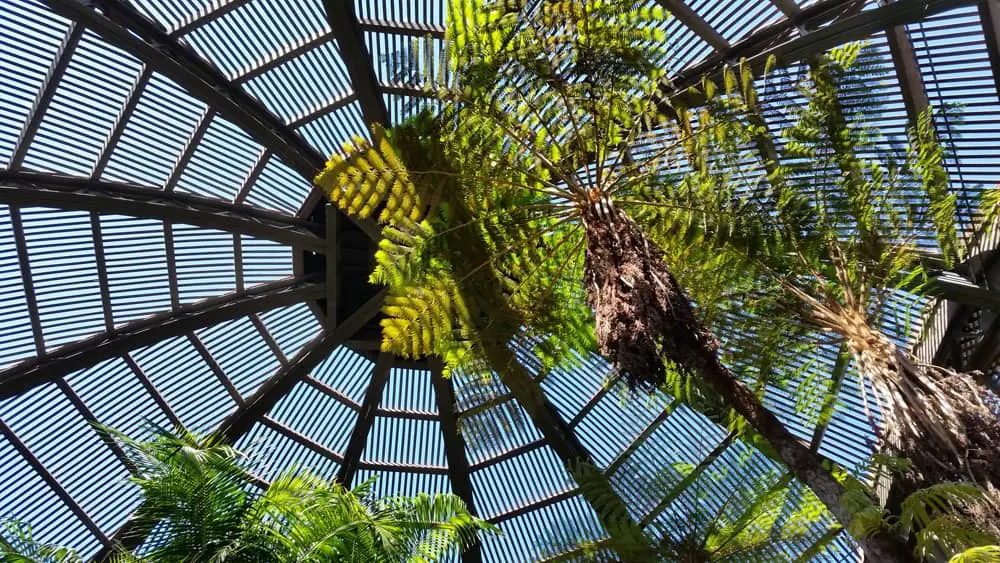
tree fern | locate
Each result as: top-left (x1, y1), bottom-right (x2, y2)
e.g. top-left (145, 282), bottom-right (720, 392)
top-left (645, 39), bottom-right (1000, 530)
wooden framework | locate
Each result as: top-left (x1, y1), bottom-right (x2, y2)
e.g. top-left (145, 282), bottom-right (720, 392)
top-left (2, 1), bottom-right (997, 560)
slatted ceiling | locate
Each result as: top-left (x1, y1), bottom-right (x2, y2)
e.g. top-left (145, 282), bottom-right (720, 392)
top-left (100, 73), bottom-right (207, 186)
top-left (909, 7), bottom-right (1000, 213)
top-left (182, 0), bottom-right (329, 79)
top-left (239, 235), bottom-right (293, 286)
top-left (0, 433), bottom-right (98, 553)
top-left (374, 367), bottom-right (430, 412)
top-left (879, 292), bottom-right (933, 348)
top-left (365, 31), bottom-right (445, 85)
top-left (0, 383), bottom-right (132, 536)
top-left (308, 346), bottom-right (374, 403)
top-left (173, 119), bottom-right (262, 201)
top-left (63, 358), bottom-right (172, 440)
top-left (17, 207), bottom-right (103, 350)
top-left (98, 215), bottom-right (172, 325)
top-left (688, 0), bottom-right (783, 46)
top-left (451, 370), bottom-right (510, 412)
top-left (131, 335), bottom-right (237, 433)
top-left (241, 154), bottom-right (312, 213)
top-left (655, 6), bottom-right (714, 75)
top-left (362, 417), bottom-right (447, 466)
top-left (129, 0), bottom-right (214, 31)
top-left (694, 441), bottom-right (783, 518)
top-left (353, 468), bottom-right (453, 498)
top-left (459, 402), bottom-right (542, 466)
top-left (268, 380), bottom-right (357, 452)
top-left (384, 93), bottom-right (440, 125)
top-left (0, 206), bottom-right (36, 369)
top-left (780, 487), bottom-right (845, 561)
top-left (171, 223), bottom-right (237, 302)
top-left (353, 0), bottom-right (446, 25)
top-left (538, 353), bottom-right (612, 421)
top-left (19, 31), bottom-right (141, 176)
top-left (763, 384), bottom-right (821, 443)
top-left (471, 445), bottom-right (575, 520)
top-left (0, 3), bottom-right (995, 561)
top-left (193, 316), bottom-right (279, 397)
top-left (575, 382), bottom-right (670, 468)
top-left (295, 100), bottom-right (369, 157)
top-left (243, 40), bottom-right (353, 123)
top-left (608, 405), bottom-right (729, 518)
top-left (481, 495), bottom-right (606, 562)
top-left (817, 398), bottom-right (881, 471)
top-left (257, 303), bottom-right (322, 357)
top-left (235, 421), bottom-right (342, 481)
top-left (0, 2), bottom-right (68, 166)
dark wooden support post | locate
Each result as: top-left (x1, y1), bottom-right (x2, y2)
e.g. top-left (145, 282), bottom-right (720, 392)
top-left (9, 207), bottom-right (46, 358)
top-left (0, 170), bottom-right (326, 252)
top-left (770, 0), bottom-right (802, 17)
top-left (884, 19), bottom-right (930, 123)
top-left (337, 352), bottom-right (393, 486)
top-left (323, 0), bottom-right (389, 126)
top-left (325, 203), bottom-right (339, 329)
top-left (431, 359), bottom-right (483, 563)
top-left (655, 0), bottom-right (730, 51)
top-left (980, 0), bottom-right (1000, 103)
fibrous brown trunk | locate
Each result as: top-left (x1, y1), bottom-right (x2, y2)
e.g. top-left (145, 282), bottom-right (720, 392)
top-left (579, 199), bottom-right (913, 562)
top-left (845, 323), bottom-right (1000, 535)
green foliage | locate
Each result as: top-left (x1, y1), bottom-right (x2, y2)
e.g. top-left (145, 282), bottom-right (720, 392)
top-left (315, 0), bottom-right (687, 384)
top-left (0, 521), bottom-right (83, 563)
top-left (550, 454), bottom-right (833, 562)
top-left (840, 473), bottom-right (999, 561)
top-left (1, 425), bottom-right (496, 563)
top-left (949, 545), bottom-right (1000, 563)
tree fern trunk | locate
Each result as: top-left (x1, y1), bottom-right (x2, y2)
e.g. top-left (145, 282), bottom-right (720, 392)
top-left (844, 325), bottom-right (1000, 534)
top-left (580, 199), bottom-right (913, 562)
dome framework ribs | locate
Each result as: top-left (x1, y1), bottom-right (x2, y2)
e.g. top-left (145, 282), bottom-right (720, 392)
top-left (658, 0), bottom-right (974, 112)
top-left (0, 419), bottom-right (111, 548)
top-left (91, 66), bottom-right (153, 183)
top-left (336, 352), bottom-right (394, 486)
top-left (3, 0), bottom-right (999, 560)
top-left (322, 0), bottom-right (389, 128)
top-left (8, 207), bottom-right (45, 358)
top-left (431, 357), bottom-right (484, 563)
top-left (655, 0), bottom-right (731, 51)
top-left (40, 0), bottom-right (379, 237)
top-left (983, 0), bottom-right (1000, 100)
top-left (7, 23), bottom-right (84, 172)
top-left (0, 171), bottom-right (327, 252)
top-left (0, 276), bottom-right (325, 401)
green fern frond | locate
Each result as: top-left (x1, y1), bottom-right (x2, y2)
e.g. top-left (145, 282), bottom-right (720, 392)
top-left (949, 545), bottom-right (1000, 563)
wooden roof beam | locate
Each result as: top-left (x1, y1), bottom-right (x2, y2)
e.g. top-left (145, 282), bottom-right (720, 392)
top-left (336, 352), bottom-right (393, 486)
top-left (323, 1), bottom-right (389, 127)
top-left (430, 358), bottom-right (483, 563)
top-left (0, 171), bottom-right (326, 252)
top-left (0, 277), bottom-right (324, 400)
top-left (655, 0), bottom-right (730, 51)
